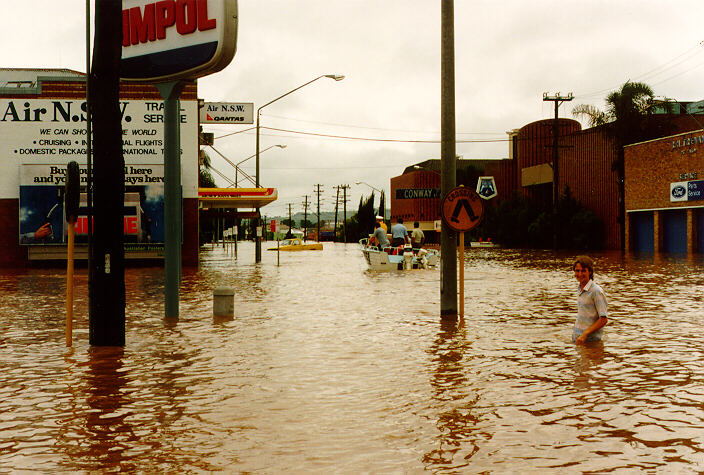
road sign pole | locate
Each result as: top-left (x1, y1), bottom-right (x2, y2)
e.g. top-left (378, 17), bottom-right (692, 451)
top-left (458, 231), bottom-right (464, 320)
top-left (441, 186), bottom-right (484, 323)
top-left (156, 81), bottom-right (187, 320)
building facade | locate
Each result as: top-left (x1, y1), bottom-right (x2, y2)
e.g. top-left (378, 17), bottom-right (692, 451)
top-left (0, 69), bottom-right (200, 267)
top-left (625, 130), bottom-right (704, 253)
top-left (390, 114), bottom-right (704, 253)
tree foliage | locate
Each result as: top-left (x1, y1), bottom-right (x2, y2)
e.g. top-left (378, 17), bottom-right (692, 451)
top-left (476, 188), bottom-right (603, 250)
top-left (572, 81), bottom-right (671, 249)
top-left (377, 190), bottom-right (385, 220)
top-left (357, 193), bottom-right (376, 238)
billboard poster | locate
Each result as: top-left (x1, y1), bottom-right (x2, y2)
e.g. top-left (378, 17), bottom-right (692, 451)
top-left (0, 98), bottom-right (197, 248)
top-left (0, 98), bottom-right (198, 200)
top-left (19, 164), bottom-right (166, 247)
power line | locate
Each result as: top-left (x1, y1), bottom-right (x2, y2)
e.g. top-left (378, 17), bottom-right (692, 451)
top-left (260, 126), bottom-right (510, 143)
top-left (260, 112), bottom-right (506, 136)
top-left (574, 41), bottom-right (704, 100)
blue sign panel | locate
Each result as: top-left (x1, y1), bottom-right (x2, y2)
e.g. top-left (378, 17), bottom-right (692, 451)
top-left (688, 180), bottom-right (704, 201)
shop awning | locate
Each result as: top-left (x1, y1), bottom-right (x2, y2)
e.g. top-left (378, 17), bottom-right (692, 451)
top-left (198, 187), bottom-right (277, 209)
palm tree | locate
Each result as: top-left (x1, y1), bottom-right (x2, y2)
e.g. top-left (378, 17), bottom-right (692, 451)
top-left (572, 81), bottom-right (667, 250)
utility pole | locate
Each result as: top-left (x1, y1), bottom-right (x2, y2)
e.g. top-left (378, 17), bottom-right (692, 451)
top-left (302, 195), bottom-right (310, 242)
top-left (314, 184), bottom-right (323, 242)
top-left (542, 92), bottom-right (573, 250)
top-left (89, 0), bottom-right (125, 345)
top-left (341, 184), bottom-right (350, 243)
top-left (333, 185), bottom-right (340, 242)
top-left (440, 0), bottom-right (457, 321)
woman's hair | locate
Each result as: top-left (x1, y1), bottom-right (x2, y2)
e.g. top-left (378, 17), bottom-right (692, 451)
top-left (573, 255), bottom-right (594, 280)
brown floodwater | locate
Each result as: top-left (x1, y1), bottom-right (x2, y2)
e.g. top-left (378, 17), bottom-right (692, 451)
top-left (1, 242), bottom-right (703, 472)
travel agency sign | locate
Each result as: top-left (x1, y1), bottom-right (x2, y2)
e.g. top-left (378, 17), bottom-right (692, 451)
top-left (121, 0), bottom-right (238, 82)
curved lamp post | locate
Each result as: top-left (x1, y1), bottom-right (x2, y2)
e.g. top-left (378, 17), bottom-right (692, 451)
top-left (254, 74), bottom-right (344, 262)
top-left (355, 181), bottom-right (382, 194)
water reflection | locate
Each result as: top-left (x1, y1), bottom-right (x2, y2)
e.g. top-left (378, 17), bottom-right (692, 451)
top-left (80, 347), bottom-right (135, 471)
top-left (423, 320), bottom-right (480, 471)
top-left (1, 244), bottom-right (703, 472)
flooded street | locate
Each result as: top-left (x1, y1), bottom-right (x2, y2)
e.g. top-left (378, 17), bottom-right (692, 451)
top-left (1, 243), bottom-right (704, 472)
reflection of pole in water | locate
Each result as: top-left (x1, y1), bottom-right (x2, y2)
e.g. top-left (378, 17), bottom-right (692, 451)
top-left (423, 320), bottom-right (481, 468)
top-left (84, 347), bottom-right (134, 464)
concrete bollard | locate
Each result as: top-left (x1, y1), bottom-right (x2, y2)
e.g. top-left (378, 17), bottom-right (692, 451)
top-left (213, 287), bottom-right (235, 318)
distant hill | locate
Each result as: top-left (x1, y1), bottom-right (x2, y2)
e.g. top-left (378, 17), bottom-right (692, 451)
top-left (267, 209), bottom-right (388, 224)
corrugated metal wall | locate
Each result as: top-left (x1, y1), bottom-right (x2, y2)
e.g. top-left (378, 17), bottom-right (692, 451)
top-left (560, 127), bottom-right (620, 249)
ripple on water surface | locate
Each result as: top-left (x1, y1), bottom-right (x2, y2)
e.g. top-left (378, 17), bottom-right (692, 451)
top-left (1, 244), bottom-right (703, 472)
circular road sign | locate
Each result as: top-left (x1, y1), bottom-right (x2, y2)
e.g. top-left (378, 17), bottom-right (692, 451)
top-left (441, 186), bottom-right (484, 232)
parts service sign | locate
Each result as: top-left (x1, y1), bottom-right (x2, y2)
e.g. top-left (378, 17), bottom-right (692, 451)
top-left (121, 0), bottom-right (238, 82)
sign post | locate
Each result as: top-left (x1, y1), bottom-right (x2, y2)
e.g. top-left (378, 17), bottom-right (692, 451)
top-left (156, 81), bottom-right (186, 319)
top-left (64, 161), bottom-right (80, 347)
top-left (441, 186), bottom-right (484, 319)
top-left (271, 219), bottom-right (280, 266)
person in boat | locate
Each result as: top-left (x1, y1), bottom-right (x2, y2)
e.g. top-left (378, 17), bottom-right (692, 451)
top-left (390, 217), bottom-right (409, 248)
top-left (375, 215), bottom-right (388, 233)
top-left (410, 221), bottom-right (425, 250)
top-left (368, 220), bottom-right (390, 251)
top-left (572, 255), bottom-right (608, 345)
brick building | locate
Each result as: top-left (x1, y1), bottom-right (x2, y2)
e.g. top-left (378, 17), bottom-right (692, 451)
top-left (390, 114), bottom-right (704, 253)
top-left (625, 129), bottom-right (704, 253)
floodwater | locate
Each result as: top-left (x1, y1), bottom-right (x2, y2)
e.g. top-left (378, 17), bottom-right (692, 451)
top-left (1, 242), bottom-right (703, 473)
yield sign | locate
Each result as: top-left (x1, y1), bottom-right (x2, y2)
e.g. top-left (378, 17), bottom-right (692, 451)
top-left (441, 186), bottom-right (484, 232)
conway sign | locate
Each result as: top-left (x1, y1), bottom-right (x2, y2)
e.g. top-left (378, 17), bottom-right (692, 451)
top-left (121, 0), bottom-right (238, 82)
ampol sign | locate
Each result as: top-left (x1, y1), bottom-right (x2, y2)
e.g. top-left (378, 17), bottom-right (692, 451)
top-left (121, 0), bottom-right (238, 82)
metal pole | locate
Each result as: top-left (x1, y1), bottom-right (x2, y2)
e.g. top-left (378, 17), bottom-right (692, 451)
top-left (440, 0), bottom-right (458, 321)
top-left (458, 231), bottom-right (464, 320)
top-left (156, 81), bottom-right (186, 320)
top-left (66, 220), bottom-right (75, 347)
top-left (254, 110), bottom-right (262, 262)
top-left (85, 0), bottom-right (93, 308)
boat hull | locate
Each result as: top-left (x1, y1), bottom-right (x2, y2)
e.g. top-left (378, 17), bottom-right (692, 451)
top-left (360, 240), bottom-right (438, 271)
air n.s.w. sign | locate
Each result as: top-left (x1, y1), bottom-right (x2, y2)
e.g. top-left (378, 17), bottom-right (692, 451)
top-left (121, 0), bottom-right (238, 82)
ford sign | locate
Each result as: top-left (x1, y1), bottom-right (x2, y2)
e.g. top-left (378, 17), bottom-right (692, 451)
top-left (670, 181), bottom-right (688, 202)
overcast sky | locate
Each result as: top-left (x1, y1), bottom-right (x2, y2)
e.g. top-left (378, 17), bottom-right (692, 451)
top-left (6, 1), bottom-right (704, 217)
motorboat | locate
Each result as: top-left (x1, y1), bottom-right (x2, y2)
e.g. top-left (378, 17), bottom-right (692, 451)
top-left (359, 239), bottom-right (439, 271)
top-left (267, 238), bottom-right (323, 251)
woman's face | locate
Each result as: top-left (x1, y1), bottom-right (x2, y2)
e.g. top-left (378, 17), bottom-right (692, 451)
top-left (574, 263), bottom-right (590, 288)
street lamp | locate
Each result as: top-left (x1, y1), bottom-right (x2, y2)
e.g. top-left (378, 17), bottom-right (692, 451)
top-left (355, 181), bottom-right (382, 194)
top-left (254, 74), bottom-right (344, 262)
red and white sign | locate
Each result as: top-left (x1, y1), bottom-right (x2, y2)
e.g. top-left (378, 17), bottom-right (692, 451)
top-left (270, 219), bottom-right (279, 233)
top-left (121, 0), bottom-right (238, 82)
top-left (200, 102), bottom-right (253, 124)
top-left (441, 186), bottom-right (484, 233)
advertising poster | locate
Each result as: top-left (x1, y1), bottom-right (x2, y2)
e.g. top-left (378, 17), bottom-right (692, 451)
top-left (19, 164), bottom-right (165, 246)
top-left (0, 99), bottom-right (197, 247)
